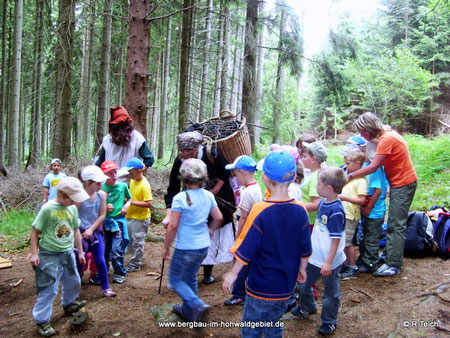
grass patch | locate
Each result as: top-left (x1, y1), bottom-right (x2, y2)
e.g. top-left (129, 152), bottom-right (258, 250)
top-left (0, 208), bottom-right (35, 251)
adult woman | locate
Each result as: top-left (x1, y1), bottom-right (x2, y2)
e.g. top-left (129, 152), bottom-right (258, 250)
top-left (349, 112), bottom-right (417, 276)
top-left (95, 106), bottom-right (154, 169)
top-left (163, 131), bottom-right (236, 284)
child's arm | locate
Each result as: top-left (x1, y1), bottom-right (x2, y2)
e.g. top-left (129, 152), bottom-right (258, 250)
top-left (362, 188), bottom-right (381, 217)
top-left (162, 211), bottom-right (181, 260)
top-left (297, 257), bottom-right (309, 283)
top-left (130, 199), bottom-right (152, 208)
top-left (222, 260), bottom-right (245, 293)
top-left (208, 206), bottom-right (223, 237)
top-left (236, 208), bottom-right (249, 237)
top-left (162, 209), bottom-right (171, 229)
top-left (339, 193), bottom-right (366, 206)
top-left (42, 187), bottom-right (49, 204)
top-left (321, 238), bottom-right (340, 276)
top-left (303, 196), bottom-right (321, 212)
top-left (30, 228), bottom-right (40, 267)
top-left (83, 192), bottom-right (107, 240)
top-left (209, 179), bottom-right (224, 196)
top-left (121, 199), bottom-right (132, 216)
top-left (74, 228), bottom-right (86, 265)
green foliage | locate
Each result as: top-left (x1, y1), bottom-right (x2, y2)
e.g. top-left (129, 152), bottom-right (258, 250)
top-left (0, 209), bottom-right (35, 251)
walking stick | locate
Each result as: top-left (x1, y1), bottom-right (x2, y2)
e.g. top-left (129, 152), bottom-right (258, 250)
top-left (158, 258), bottom-right (165, 294)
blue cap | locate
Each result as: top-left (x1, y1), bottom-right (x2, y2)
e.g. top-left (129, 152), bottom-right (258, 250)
top-left (262, 151), bottom-right (296, 182)
top-left (347, 135), bottom-right (367, 146)
top-left (225, 155), bottom-right (257, 171)
top-left (121, 157), bottom-right (144, 171)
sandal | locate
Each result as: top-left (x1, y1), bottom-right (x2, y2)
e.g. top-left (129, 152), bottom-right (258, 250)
top-left (102, 288), bottom-right (117, 297)
top-left (36, 322), bottom-right (55, 337)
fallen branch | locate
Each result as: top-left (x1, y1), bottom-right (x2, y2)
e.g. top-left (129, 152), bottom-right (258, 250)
top-left (429, 279), bottom-right (450, 290)
top-left (15, 195), bottom-right (34, 209)
top-left (350, 287), bottom-right (375, 300)
top-left (415, 285), bottom-right (450, 303)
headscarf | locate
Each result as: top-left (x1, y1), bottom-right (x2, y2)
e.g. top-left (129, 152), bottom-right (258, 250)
top-left (109, 106), bottom-right (133, 125)
top-left (177, 131), bottom-right (204, 151)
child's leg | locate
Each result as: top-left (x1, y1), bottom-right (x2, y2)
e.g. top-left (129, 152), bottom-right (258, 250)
top-left (110, 230), bottom-right (126, 276)
top-left (321, 265), bottom-right (341, 326)
top-left (362, 217), bottom-right (384, 266)
top-left (104, 230), bottom-right (112, 270)
top-left (297, 263), bottom-right (321, 313)
top-left (127, 218), bottom-right (149, 268)
top-left (344, 219), bottom-right (359, 266)
top-left (32, 280), bottom-right (60, 324)
top-left (91, 235), bottom-right (110, 291)
top-left (60, 253), bottom-right (81, 307)
top-left (344, 246), bottom-right (357, 266)
top-left (231, 263), bottom-right (249, 299)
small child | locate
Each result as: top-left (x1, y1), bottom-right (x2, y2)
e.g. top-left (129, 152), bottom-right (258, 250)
top-left (292, 166), bottom-right (347, 336)
top-left (163, 158), bottom-right (223, 322)
top-left (223, 155), bottom-right (262, 306)
top-left (100, 160), bottom-right (132, 284)
top-left (289, 160), bottom-right (305, 201)
top-left (222, 151), bottom-right (311, 337)
top-left (122, 158), bottom-right (153, 272)
top-left (31, 177), bottom-right (89, 337)
top-left (339, 149), bottom-right (368, 278)
top-left (77, 165), bottom-right (117, 297)
top-left (42, 158), bottom-right (67, 204)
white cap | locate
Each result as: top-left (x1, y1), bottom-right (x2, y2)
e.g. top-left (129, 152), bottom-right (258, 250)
top-left (81, 165), bottom-right (109, 183)
top-left (57, 177), bottom-right (89, 203)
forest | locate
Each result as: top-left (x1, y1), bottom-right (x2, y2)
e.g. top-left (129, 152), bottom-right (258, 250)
top-left (0, 0), bottom-right (449, 171)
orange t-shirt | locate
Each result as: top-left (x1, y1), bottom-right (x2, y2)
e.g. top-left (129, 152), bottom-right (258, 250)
top-left (377, 130), bottom-right (417, 187)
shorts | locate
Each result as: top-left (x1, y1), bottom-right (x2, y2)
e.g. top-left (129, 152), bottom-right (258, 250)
top-left (345, 218), bottom-right (359, 246)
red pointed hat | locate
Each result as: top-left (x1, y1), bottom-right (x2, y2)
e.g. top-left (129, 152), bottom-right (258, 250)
top-left (109, 106), bottom-right (133, 125)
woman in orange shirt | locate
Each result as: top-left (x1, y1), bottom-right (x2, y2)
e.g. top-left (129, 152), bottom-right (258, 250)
top-left (348, 112), bottom-right (417, 277)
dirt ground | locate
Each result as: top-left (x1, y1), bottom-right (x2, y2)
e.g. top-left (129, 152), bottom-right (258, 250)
top-left (1, 224), bottom-right (449, 338)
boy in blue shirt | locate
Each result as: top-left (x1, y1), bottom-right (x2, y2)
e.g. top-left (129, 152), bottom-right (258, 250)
top-left (42, 158), bottom-right (67, 204)
top-left (292, 166), bottom-right (347, 336)
top-left (222, 151), bottom-right (311, 337)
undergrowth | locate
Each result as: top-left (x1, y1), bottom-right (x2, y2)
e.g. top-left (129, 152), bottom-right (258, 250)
top-left (0, 208), bottom-right (34, 251)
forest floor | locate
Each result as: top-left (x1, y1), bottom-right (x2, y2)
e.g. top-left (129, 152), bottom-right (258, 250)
top-left (1, 220), bottom-right (449, 338)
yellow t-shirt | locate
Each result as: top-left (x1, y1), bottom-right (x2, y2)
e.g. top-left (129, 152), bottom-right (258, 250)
top-left (127, 176), bottom-right (152, 220)
top-left (342, 177), bottom-right (367, 221)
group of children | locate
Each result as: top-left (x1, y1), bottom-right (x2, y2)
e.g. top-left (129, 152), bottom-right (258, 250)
top-left (31, 157), bottom-right (152, 336)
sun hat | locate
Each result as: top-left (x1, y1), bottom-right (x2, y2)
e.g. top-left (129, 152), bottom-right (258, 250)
top-left (303, 142), bottom-right (328, 163)
top-left (179, 158), bottom-right (207, 180)
top-left (109, 106), bottom-right (132, 125)
top-left (50, 158), bottom-right (62, 166)
top-left (261, 151), bottom-right (296, 183)
top-left (57, 177), bottom-right (89, 203)
top-left (121, 157), bottom-right (144, 171)
top-left (100, 161), bottom-right (119, 174)
top-left (225, 155), bottom-right (257, 171)
top-left (81, 165), bottom-right (109, 183)
top-left (273, 145), bottom-right (300, 162)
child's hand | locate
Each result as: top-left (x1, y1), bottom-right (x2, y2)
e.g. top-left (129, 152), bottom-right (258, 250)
top-left (106, 203), bottom-right (113, 212)
top-left (297, 268), bottom-right (307, 284)
top-left (162, 216), bottom-right (170, 229)
top-left (121, 205), bottom-right (129, 216)
top-left (162, 247), bottom-right (171, 260)
top-left (82, 228), bottom-right (94, 240)
top-left (30, 254), bottom-right (40, 267)
top-left (361, 206), bottom-right (372, 217)
top-left (321, 262), bottom-right (332, 276)
top-left (222, 271), bottom-right (238, 293)
top-left (78, 251), bottom-right (86, 265)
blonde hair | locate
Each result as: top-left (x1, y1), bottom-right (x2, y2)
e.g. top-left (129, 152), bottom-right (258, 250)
top-left (295, 160), bottom-right (305, 184)
top-left (344, 149), bottom-right (365, 165)
top-left (318, 167), bottom-right (347, 194)
top-left (353, 112), bottom-right (384, 138)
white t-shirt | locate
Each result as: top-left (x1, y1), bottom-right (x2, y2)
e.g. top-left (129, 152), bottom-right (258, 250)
top-left (237, 182), bottom-right (262, 218)
top-left (288, 182), bottom-right (303, 201)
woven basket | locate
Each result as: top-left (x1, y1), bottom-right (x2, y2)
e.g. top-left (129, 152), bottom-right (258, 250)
top-left (203, 111), bottom-right (252, 163)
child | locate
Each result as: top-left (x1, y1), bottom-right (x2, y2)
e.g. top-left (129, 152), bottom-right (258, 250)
top-left (222, 151), bottom-right (312, 337)
top-left (100, 160), bottom-right (132, 284)
top-left (292, 166), bottom-right (347, 336)
top-left (77, 165), bottom-right (117, 297)
top-left (358, 142), bottom-right (388, 273)
top-left (223, 155), bottom-right (262, 306)
top-left (42, 158), bottom-right (67, 204)
top-left (121, 158), bottom-right (153, 272)
top-left (289, 160), bottom-right (305, 201)
top-left (31, 177), bottom-right (89, 337)
top-left (163, 158), bottom-right (223, 322)
top-left (339, 149), bottom-right (368, 278)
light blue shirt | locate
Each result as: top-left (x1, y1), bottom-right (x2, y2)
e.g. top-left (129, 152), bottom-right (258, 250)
top-left (42, 172), bottom-right (67, 200)
top-left (171, 188), bottom-right (217, 250)
top-left (364, 163), bottom-right (388, 219)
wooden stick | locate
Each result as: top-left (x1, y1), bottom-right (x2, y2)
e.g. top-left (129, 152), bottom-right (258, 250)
top-left (158, 259), bottom-right (165, 294)
top-left (350, 287), bottom-right (375, 300)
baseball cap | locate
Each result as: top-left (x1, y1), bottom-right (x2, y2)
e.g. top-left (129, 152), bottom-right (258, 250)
top-left (225, 155), bottom-right (257, 171)
top-left (347, 135), bottom-right (367, 146)
top-left (121, 157), bottom-right (144, 171)
top-left (180, 158), bottom-right (207, 180)
top-left (57, 177), bottom-right (89, 203)
top-left (303, 142), bottom-right (328, 163)
top-left (50, 158), bottom-right (62, 165)
top-left (261, 151), bottom-right (296, 183)
top-left (81, 165), bottom-right (109, 182)
top-left (100, 161), bottom-right (119, 173)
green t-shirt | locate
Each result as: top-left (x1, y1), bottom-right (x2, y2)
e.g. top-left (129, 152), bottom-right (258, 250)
top-left (302, 170), bottom-right (320, 224)
top-left (32, 201), bottom-right (80, 252)
top-left (102, 182), bottom-right (132, 218)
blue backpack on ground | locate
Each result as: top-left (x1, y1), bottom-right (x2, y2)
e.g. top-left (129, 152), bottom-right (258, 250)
top-left (404, 212), bottom-right (434, 255)
top-left (433, 212), bottom-right (450, 258)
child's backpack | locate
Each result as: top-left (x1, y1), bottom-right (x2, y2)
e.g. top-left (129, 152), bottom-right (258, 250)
top-left (404, 212), bottom-right (434, 255)
top-left (433, 212), bottom-right (450, 257)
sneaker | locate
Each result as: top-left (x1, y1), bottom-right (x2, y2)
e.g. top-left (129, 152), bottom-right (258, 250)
top-left (286, 301), bottom-right (297, 312)
top-left (36, 322), bottom-right (55, 337)
top-left (63, 300), bottom-right (87, 315)
top-left (102, 288), bottom-right (117, 297)
top-left (373, 264), bottom-right (400, 277)
top-left (318, 323), bottom-right (337, 335)
top-left (112, 274), bottom-right (126, 284)
top-left (89, 275), bottom-right (101, 286)
top-left (358, 262), bottom-right (377, 274)
top-left (126, 265), bottom-right (141, 273)
top-left (378, 252), bottom-right (386, 264)
top-left (224, 296), bottom-right (244, 306)
top-left (291, 305), bottom-right (316, 319)
top-left (192, 303), bottom-right (210, 322)
top-left (203, 276), bottom-right (215, 285)
top-left (340, 266), bottom-right (359, 279)
top-left (340, 264), bottom-right (350, 273)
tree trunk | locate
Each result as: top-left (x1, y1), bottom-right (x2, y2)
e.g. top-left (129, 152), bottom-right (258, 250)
top-left (178, 0), bottom-right (192, 132)
top-left (8, 0), bottom-right (23, 169)
top-left (187, 4), bottom-right (198, 122)
top-left (231, 24), bottom-right (242, 116)
top-left (220, 3), bottom-right (230, 111)
top-left (241, 0), bottom-right (258, 151)
top-left (0, 0), bottom-right (8, 171)
top-left (150, 51), bottom-right (161, 150)
top-left (213, 8), bottom-right (224, 116)
top-left (95, 0), bottom-right (113, 152)
top-left (254, 6), bottom-right (266, 146)
top-left (124, 0), bottom-right (152, 137)
top-left (198, 0), bottom-right (212, 121)
top-left (157, 16), bottom-right (171, 160)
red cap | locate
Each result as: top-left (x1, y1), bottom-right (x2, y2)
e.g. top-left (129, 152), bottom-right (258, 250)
top-left (100, 161), bottom-right (119, 173)
top-left (109, 106), bottom-right (132, 125)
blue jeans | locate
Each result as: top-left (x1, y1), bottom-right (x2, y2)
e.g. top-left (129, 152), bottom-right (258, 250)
top-left (297, 263), bottom-right (341, 326)
top-left (232, 263), bottom-right (249, 299)
top-left (169, 247), bottom-right (208, 312)
top-left (241, 295), bottom-right (290, 338)
top-left (104, 230), bottom-right (126, 276)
